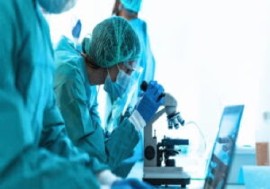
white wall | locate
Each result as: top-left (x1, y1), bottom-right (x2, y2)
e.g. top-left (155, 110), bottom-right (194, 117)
top-left (47, 0), bottom-right (270, 150)
top-left (140, 0), bottom-right (270, 148)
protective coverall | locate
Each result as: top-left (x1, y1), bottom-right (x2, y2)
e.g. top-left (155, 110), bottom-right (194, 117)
top-left (54, 36), bottom-right (140, 177)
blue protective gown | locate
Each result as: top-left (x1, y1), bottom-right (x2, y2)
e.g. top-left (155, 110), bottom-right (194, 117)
top-left (0, 0), bottom-right (106, 188)
top-left (54, 36), bottom-right (140, 177)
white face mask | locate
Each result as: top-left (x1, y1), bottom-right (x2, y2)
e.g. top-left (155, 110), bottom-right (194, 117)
top-left (38, 0), bottom-right (77, 14)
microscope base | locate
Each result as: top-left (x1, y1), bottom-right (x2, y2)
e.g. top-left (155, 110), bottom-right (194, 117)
top-left (143, 167), bottom-right (191, 188)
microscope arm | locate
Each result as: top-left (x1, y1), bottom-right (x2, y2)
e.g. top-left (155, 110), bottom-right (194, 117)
top-left (164, 93), bottom-right (185, 128)
top-left (164, 93), bottom-right (178, 116)
top-left (146, 93), bottom-right (184, 130)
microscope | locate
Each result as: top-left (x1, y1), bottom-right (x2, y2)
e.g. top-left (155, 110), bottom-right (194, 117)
top-left (141, 83), bottom-right (191, 187)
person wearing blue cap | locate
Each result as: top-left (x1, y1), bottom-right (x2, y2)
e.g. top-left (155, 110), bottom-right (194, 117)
top-left (0, 0), bottom-right (156, 188)
top-left (111, 0), bottom-right (157, 174)
top-left (54, 16), bottom-right (165, 178)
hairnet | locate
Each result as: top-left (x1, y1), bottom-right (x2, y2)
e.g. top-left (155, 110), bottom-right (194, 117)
top-left (120, 0), bottom-right (142, 13)
top-left (86, 16), bottom-right (141, 68)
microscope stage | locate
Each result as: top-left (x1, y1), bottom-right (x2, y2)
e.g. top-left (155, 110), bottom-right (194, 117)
top-left (143, 167), bottom-right (190, 187)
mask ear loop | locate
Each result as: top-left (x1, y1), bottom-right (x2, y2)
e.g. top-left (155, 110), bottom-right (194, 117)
top-left (106, 68), bottom-right (112, 80)
top-left (116, 64), bottom-right (122, 73)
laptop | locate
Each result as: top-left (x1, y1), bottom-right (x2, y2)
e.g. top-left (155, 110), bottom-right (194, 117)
top-left (202, 104), bottom-right (244, 189)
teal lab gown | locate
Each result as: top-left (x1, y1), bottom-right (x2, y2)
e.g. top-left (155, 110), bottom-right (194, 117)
top-left (54, 36), bottom-right (140, 177)
top-left (0, 1), bottom-right (105, 188)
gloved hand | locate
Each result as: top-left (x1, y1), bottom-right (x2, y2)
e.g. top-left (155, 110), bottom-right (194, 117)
top-left (111, 178), bottom-right (154, 189)
top-left (136, 80), bottom-right (165, 123)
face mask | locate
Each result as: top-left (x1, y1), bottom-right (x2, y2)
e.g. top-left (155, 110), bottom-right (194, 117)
top-left (38, 0), bottom-right (77, 14)
top-left (104, 69), bottom-right (132, 102)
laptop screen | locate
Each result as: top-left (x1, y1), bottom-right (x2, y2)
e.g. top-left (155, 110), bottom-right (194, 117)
top-left (204, 105), bottom-right (244, 189)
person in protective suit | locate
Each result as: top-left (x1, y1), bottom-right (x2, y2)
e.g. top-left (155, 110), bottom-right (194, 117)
top-left (54, 16), bottom-right (164, 178)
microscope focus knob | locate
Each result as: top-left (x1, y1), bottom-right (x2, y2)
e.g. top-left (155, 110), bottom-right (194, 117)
top-left (144, 145), bottom-right (155, 160)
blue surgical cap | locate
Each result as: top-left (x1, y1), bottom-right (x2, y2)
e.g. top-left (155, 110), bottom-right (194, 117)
top-left (120, 0), bottom-right (142, 13)
top-left (85, 16), bottom-right (141, 68)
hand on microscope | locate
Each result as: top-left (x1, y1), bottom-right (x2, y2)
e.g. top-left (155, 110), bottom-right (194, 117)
top-left (129, 80), bottom-right (165, 130)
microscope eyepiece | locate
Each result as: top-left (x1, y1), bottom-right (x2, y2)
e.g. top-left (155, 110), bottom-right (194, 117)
top-left (140, 81), bottom-right (165, 101)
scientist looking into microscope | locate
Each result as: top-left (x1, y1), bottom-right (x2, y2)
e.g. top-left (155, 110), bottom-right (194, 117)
top-left (54, 16), bottom-right (165, 178)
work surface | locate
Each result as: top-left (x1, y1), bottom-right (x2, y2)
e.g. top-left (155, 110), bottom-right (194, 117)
top-left (128, 162), bottom-right (245, 189)
top-left (156, 181), bottom-right (244, 189)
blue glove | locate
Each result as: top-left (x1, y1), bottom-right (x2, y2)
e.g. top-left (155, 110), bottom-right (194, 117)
top-left (136, 80), bottom-right (165, 123)
top-left (111, 178), bottom-right (154, 189)
top-left (72, 19), bottom-right (82, 39)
